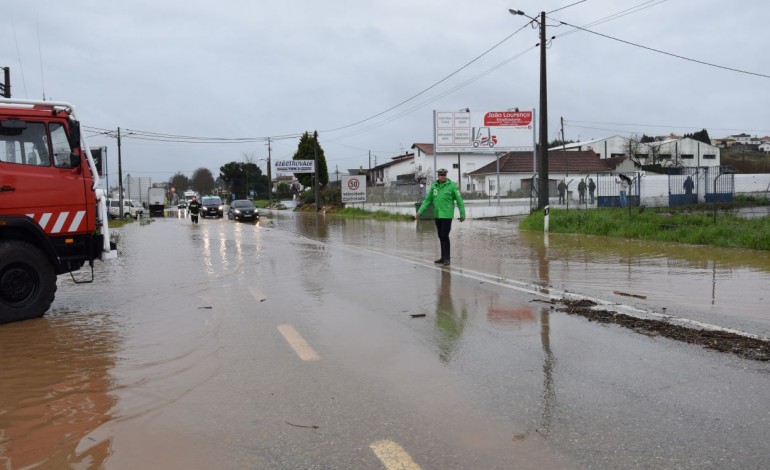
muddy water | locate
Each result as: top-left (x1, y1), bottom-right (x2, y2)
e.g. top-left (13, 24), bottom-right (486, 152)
top-left (0, 313), bottom-right (118, 468)
top-left (1, 210), bottom-right (769, 468)
top-left (282, 213), bottom-right (770, 336)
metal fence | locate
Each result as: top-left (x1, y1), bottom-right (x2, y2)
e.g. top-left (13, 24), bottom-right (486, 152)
top-left (348, 168), bottom-right (770, 218)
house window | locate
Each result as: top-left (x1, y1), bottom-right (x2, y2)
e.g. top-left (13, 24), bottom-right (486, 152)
top-left (681, 154), bottom-right (694, 159)
top-left (635, 153), bottom-right (648, 159)
top-left (610, 153), bottom-right (624, 158)
top-left (703, 154), bottom-right (716, 160)
top-left (659, 154), bottom-right (671, 159)
top-left (452, 163), bottom-right (459, 169)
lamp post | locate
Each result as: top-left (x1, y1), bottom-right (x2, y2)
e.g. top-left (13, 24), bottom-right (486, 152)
top-left (510, 9), bottom-right (549, 209)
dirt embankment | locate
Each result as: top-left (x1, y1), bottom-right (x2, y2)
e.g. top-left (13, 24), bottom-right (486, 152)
top-left (554, 298), bottom-right (770, 362)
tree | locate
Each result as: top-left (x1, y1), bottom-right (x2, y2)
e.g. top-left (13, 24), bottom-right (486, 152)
top-left (168, 172), bottom-right (191, 193)
top-left (191, 167), bottom-right (216, 196)
top-left (640, 134), bottom-right (657, 143)
top-left (219, 159), bottom-right (267, 199)
top-left (293, 132), bottom-right (328, 188)
top-left (622, 134), bottom-right (646, 166)
top-left (549, 138), bottom-right (574, 148)
top-left (684, 129), bottom-right (711, 145)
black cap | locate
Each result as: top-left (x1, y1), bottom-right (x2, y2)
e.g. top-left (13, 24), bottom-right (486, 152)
top-left (437, 168), bottom-right (448, 175)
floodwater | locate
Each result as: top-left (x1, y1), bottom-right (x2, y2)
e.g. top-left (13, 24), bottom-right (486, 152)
top-left (1, 207), bottom-right (769, 469)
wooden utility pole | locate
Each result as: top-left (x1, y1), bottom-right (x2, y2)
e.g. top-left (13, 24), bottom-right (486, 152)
top-left (538, 11), bottom-right (549, 210)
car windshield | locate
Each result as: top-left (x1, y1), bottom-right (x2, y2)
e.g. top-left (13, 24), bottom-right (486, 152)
top-left (232, 200), bottom-right (252, 208)
top-left (202, 197), bottom-right (221, 205)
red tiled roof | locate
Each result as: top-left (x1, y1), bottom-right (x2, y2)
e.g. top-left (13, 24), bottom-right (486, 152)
top-left (470, 150), bottom-right (621, 175)
top-left (411, 143), bottom-right (433, 155)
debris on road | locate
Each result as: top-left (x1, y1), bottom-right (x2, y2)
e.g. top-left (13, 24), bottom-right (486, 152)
top-left (557, 298), bottom-right (770, 362)
top-left (613, 290), bottom-right (647, 299)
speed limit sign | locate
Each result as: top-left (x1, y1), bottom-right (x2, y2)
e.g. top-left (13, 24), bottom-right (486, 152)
top-left (342, 176), bottom-right (367, 203)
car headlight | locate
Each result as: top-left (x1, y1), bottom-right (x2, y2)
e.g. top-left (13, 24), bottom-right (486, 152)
top-left (219, 205), bottom-right (223, 211)
top-left (235, 209), bottom-right (242, 214)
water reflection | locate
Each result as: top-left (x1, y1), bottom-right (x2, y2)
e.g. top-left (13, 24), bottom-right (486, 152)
top-left (0, 314), bottom-right (118, 468)
top-left (433, 270), bottom-right (468, 363)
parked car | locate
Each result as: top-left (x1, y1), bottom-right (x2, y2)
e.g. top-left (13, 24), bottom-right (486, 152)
top-left (200, 196), bottom-right (223, 218)
top-left (227, 199), bottom-right (259, 222)
top-left (108, 199), bottom-right (144, 219)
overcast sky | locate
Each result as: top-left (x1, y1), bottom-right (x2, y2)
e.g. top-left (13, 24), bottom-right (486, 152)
top-left (3, 0), bottom-right (769, 186)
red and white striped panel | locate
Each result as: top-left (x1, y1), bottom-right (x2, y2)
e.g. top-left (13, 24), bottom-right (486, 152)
top-left (26, 211), bottom-right (87, 234)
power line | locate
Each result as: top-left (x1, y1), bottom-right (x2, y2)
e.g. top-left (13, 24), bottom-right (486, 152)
top-left (318, 22), bottom-right (533, 134)
top-left (566, 119), bottom-right (770, 134)
top-left (557, 19), bottom-right (770, 79)
top-left (548, 0), bottom-right (588, 14)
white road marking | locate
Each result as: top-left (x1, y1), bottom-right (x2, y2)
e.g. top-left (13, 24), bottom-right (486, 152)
top-left (370, 439), bottom-right (422, 470)
top-left (277, 324), bottom-right (320, 361)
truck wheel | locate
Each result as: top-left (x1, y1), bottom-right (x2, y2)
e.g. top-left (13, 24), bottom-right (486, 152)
top-left (0, 241), bottom-right (57, 323)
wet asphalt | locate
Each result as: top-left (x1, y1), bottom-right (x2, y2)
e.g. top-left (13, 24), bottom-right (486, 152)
top-left (1, 206), bottom-right (769, 469)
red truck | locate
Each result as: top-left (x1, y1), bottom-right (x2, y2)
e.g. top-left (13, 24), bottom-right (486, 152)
top-left (0, 98), bottom-right (116, 324)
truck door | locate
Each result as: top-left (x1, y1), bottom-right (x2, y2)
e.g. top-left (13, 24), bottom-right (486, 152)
top-left (0, 119), bottom-right (93, 235)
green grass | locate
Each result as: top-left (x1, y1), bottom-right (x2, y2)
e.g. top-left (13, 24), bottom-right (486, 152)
top-left (334, 207), bottom-right (414, 221)
top-left (108, 217), bottom-right (136, 229)
top-left (520, 207), bottom-right (770, 250)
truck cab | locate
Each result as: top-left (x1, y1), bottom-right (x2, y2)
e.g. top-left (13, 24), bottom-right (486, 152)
top-left (0, 98), bottom-right (116, 323)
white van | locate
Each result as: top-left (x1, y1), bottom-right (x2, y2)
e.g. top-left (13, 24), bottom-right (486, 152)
top-left (109, 199), bottom-right (144, 219)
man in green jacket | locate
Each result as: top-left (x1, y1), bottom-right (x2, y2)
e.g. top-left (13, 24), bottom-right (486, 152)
top-left (416, 168), bottom-right (465, 266)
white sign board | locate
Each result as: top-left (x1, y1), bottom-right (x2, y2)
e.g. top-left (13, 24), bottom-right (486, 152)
top-left (341, 175), bottom-right (367, 203)
top-left (434, 110), bottom-right (534, 153)
top-left (275, 160), bottom-right (315, 173)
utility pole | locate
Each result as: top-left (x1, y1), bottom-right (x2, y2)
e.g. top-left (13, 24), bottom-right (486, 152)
top-left (538, 10), bottom-right (549, 210)
top-left (267, 137), bottom-right (272, 204)
top-left (117, 127), bottom-right (124, 215)
top-left (561, 116), bottom-right (567, 177)
top-left (313, 130), bottom-right (319, 212)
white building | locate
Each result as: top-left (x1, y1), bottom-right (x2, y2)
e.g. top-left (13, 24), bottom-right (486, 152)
top-left (551, 136), bottom-right (720, 169)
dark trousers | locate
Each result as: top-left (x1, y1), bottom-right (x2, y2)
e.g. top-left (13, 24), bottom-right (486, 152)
top-left (435, 218), bottom-right (453, 261)
top-left (191, 213), bottom-right (199, 223)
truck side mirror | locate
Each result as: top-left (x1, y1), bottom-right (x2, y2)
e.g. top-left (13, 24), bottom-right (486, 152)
top-left (70, 153), bottom-right (82, 168)
top-left (68, 119), bottom-right (81, 149)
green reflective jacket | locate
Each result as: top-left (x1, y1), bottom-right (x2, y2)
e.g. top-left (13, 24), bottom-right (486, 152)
top-left (418, 178), bottom-right (465, 219)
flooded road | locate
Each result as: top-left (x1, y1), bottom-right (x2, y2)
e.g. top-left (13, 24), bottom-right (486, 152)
top-left (1, 208), bottom-right (769, 469)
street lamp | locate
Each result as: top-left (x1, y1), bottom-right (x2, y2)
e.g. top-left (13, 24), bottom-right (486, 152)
top-left (510, 8), bottom-right (550, 210)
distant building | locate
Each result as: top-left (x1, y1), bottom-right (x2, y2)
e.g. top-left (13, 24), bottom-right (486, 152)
top-left (551, 136), bottom-right (720, 169)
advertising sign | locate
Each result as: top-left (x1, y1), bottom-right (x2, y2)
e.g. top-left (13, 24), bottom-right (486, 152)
top-left (275, 160), bottom-right (315, 172)
top-left (434, 110), bottom-right (534, 153)
top-left (341, 175), bottom-right (367, 203)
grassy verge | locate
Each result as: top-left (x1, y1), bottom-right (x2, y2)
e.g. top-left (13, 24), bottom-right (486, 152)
top-left (520, 207), bottom-right (770, 251)
top-left (108, 217), bottom-right (136, 229)
top-left (334, 207), bottom-right (414, 221)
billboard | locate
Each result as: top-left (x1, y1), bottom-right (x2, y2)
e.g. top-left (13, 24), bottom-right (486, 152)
top-left (275, 160), bottom-right (315, 173)
top-left (434, 110), bottom-right (534, 153)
